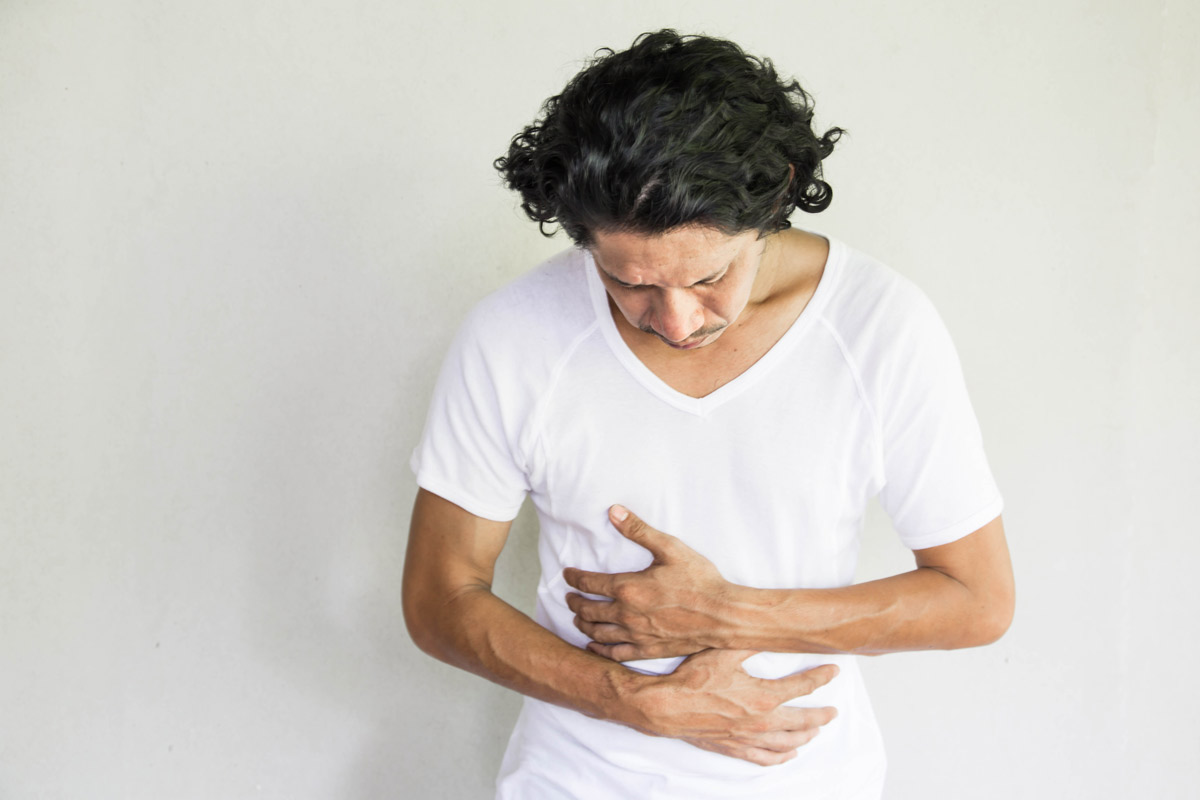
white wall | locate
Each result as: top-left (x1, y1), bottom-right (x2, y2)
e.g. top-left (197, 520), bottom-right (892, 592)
top-left (2, 1), bottom-right (1196, 797)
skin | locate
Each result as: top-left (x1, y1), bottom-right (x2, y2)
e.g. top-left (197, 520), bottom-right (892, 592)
top-left (572, 225), bottom-right (1014, 659)
top-left (565, 506), bottom-right (1013, 662)
top-left (404, 488), bottom-right (839, 767)
top-left (589, 226), bottom-right (827, 399)
top-left (403, 224), bottom-right (1015, 766)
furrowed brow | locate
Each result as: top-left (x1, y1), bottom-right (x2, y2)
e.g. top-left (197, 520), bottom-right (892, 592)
top-left (688, 266), bottom-right (727, 286)
top-left (598, 264), bottom-right (728, 289)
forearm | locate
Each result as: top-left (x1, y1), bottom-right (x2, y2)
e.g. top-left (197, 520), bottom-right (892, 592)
top-left (715, 565), bottom-right (1009, 655)
top-left (406, 580), bottom-right (841, 766)
top-left (568, 509), bottom-right (1014, 661)
top-left (712, 517), bottom-right (1015, 656)
top-left (404, 490), bottom-right (847, 764)
top-left (405, 581), bottom-right (646, 725)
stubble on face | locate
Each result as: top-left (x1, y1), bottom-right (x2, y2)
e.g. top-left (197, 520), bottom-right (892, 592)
top-left (638, 321), bottom-right (728, 349)
top-left (590, 225), bottom-right (785, 353)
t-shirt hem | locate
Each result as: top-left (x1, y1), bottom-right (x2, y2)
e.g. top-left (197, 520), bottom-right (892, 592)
top-left (899, 496), bottom-right (1004, 550)
top-left (414, 471), bottom-right (524, 522)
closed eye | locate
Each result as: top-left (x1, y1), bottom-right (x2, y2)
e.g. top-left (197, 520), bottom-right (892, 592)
top-left (602, 267), bottom-right (726, 289)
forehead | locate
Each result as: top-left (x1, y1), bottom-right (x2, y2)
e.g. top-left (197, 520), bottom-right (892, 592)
top-left (589, 226), bottom-right (758, 285)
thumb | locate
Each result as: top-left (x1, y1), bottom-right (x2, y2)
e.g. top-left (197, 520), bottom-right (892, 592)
top-left (774, 663), bottom-right (840, 701)
top-left (608, 504), bottom-right (671, 557)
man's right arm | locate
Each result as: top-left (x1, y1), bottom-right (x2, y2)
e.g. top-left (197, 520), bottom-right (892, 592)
top-left (402, 487), bottom-right (839, 766)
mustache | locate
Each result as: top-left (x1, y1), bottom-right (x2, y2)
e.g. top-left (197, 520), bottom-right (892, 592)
top-left (640, 323), bottom-right (728, 343)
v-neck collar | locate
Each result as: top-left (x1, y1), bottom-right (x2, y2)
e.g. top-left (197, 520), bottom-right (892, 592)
top-left (583, 234), bottom-right (845, 417)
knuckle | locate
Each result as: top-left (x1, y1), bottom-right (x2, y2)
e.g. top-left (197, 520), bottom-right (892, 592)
top-left (737, 716), bottom-right (771, 736)
top-left (750, 695), bottom-right (777, 716)
top-left (729, 745), bottom-right (757, 764)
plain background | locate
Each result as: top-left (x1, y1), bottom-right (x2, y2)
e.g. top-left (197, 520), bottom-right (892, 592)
top-left (2, 1), bottom-right (1197, 797)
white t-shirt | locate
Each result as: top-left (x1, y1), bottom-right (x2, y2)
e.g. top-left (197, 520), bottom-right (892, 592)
top-left (411, 235), bottom-right (1003, 799)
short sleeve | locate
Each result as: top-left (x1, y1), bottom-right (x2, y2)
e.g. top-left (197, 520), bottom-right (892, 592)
top-left (875, 288), bottom-right (1003, 550)
top-left (410, 306), bottom-right (531, 522)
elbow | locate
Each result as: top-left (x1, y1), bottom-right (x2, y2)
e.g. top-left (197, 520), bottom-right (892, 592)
top-left (973, 602), bottom-right (1013, 647)
top-left (402, 575), bottom-right (488, 664)
top-left (402, 577), bottom-right (446, 660)
top-left (963, 585), bottom-right (1015, 648)
top-left (401, 591), bottom-right (432, 656)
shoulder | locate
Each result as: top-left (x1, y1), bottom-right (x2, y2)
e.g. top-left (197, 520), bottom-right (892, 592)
top-left (821, 241), bottom-right (938, 332)
top-left (813, 239), bottom-right (969, 415)
top-left (818, 239), bottom-right (950, 360)
top-left (462, 247), bottom-right (595, 343)
top-left (451, 247), bottom-right (601, 391)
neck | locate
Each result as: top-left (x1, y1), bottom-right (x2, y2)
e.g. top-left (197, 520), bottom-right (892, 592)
top-left (747, 231), bottom-right (792, 306)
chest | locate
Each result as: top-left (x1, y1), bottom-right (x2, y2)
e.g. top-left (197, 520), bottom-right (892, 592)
top-left (525, 333), bottom-right (883, 588)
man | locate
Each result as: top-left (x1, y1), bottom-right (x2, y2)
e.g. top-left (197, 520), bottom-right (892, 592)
top-left (403, 30), bottom-right (1013, 799)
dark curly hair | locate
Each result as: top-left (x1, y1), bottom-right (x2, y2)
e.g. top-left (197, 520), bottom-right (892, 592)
top-left (494, 29), bottom-right (844, 246)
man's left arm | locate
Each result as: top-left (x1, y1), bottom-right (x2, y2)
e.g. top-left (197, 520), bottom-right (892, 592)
top-left (565, 505), bottom-right (1014, 661)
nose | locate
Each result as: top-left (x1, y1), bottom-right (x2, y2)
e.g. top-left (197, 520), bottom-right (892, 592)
top-left (651, 289), bottom-right (704, 343)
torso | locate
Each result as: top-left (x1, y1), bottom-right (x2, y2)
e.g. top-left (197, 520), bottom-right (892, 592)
top-left (612, 229), bottom-right (829, 398)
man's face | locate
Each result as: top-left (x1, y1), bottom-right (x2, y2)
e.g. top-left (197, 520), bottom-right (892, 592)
top-left (588, 226), bottom-right (769, 351)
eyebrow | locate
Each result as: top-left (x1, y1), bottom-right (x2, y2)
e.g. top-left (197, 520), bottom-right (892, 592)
top-left (598, 263), bottom-right (727, 289)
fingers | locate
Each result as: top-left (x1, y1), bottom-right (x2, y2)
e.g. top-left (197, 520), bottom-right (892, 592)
top-left (608, 505), bottom-right (675, 557)
top-left (572, 615), bottom-right (625, 644)
top-left (685, 704), bottom-right (836, 766)
top-left (567, 593), bottom-right (634, 654)
top-left (689, 729), bottom-right (820, 767)
top-left (733, 745), bottom-right (799, 767)
top-left (687, 737), bottom-right (799, 767)
top-left (565, 591), bottom-right (619, 623)
top-left (748, 726), bottom-right (824, 753)
top-left (562, 567), bottom-right (616, 598)
top-left (734, 725), bottom-right (826, 766)
top-left (586, 641), bottom-right (640, 662)
top-left (775, 704), bottom-right (839, 731)
top-left (770, 663), bottom-right (840, 701)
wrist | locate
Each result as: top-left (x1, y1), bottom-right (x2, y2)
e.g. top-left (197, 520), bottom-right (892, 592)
top-left (706, 581), bottom-right (759, 650)
top-left (711, 583), bottom-right (817, 652)
top-left (600, 666), bottom-right (668, 735)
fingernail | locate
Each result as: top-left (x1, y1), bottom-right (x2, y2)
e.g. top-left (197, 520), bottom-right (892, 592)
top-left (610, 505), bottom-right (629, 522)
